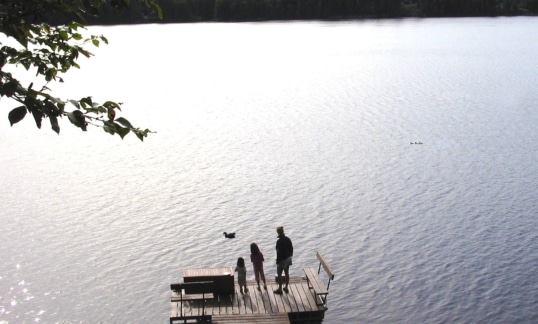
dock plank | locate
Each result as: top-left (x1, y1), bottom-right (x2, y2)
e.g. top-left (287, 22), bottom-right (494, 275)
top-left (205, 297), bottom-right (215, 317)
top-left (290, 284), bottom-right (307, 312)
top-left (287, 284), bottom-right (303, 313)
top-left (278, 282), bottom-right (294, 314)
top-left (299, 278), bottom-right (320, 311)
top-left (270, 282), bottom-right (287, 313)
top-left (282, 290), bottom-right (297, 313)
top-left (213, 312), bottom-right (290, 323)
top-left (232, 291), bottom-right (243, 315)
top-left (244, 289), bottom-right (254, 314)
top-left (250, 285), bottom-right (265, 314)
top-left (260, 287), bottom-right (273, 314)
top-left (256, 287), bottom-right (265, 313)
top-left (267, 284), bottom-right (278, 313)
top-left (294, 281), bottom-right (312, 312)
top-left (219, 293), bottom-right (233, 315)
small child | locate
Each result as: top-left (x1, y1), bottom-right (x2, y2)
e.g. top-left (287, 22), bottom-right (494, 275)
top-left (250, 242), bottom-right (267, 290)
top-left (235, 257), bottom-right (248, 294)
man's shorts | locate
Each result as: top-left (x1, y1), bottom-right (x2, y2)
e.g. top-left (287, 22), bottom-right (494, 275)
top-left (277, 256), bottom-right (293, 269)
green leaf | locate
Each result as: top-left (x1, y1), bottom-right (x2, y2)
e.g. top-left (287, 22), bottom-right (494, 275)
top-left (103, 101), bottom-right (121, 109)
top-left (45, 68), bottom-right (57, 81)
top-left (115, 125), bottom-right (130, 139)
top-left (0, 79), bottom-right (20, 97)
top-left (107, 107), bottom-right (116, 120)
top-left (8, 106), bottom-right (27, 126)
top-left (115, 117), bottom-right (133, 128)
top-left (68, 22), bottom-right (84, 30)
top-left (32, 110), bottom-right (43, 129)
top-left (80, 97), bottom-right (93, 108)
top-left (69, 100), bottom-right (81, 109)
top-left (26, 88), bottom-right (38, 99)
top-left (92, 39), bottom-right (100, 47)
top-left (103, 122), bottom-right (116, 135)
top-left (85, 107), bottom-right (107, 114)
top-left (134, 128), bottom-right (150, 142)
top-left (79, 48), bottom-right (92, 58)
top-left (67, 110), bottom-right (87, 131)
top-left (50, 115), bottom-right (60, 134)
top-left (59, 30), bottom-right (69, 40)
top-left (24, 96), bottom-right (44, 129)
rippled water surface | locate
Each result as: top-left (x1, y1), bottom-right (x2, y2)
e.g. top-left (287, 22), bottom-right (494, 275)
top-left (1, 17), bottom-right (538, 323)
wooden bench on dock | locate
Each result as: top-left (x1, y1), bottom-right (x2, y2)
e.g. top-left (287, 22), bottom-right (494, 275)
top-left (303, 251), bottom-right (335, 306)
top-left (170, 281), bottom-right (214, 323)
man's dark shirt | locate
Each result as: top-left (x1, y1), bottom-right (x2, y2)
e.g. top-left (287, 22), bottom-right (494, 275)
top-left (276, 234), bottom-right (293, 264)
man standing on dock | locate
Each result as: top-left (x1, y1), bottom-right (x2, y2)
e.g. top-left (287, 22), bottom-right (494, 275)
top-left (274, 226), bottom-right (293, 294)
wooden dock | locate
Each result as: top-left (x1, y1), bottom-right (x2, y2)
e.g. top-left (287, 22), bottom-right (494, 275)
top-left (171, 252), bottom-right (335, 323)
top-left (171, 277), bottom-right (327, 323)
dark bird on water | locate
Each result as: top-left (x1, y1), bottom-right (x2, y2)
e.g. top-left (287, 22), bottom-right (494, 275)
top-left (223, 232), bottom-right (235, 239)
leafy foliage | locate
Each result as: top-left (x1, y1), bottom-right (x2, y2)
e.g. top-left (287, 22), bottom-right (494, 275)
top-left (0, 0), bottom-right (161, 140)
top-left (126, 0), bottom-right (536, 23)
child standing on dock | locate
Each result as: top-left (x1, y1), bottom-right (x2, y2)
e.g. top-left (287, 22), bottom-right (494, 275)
top-left (235, 257), bottom-right (248, 294)
top-left (250, 242), bottom-right (267, 290)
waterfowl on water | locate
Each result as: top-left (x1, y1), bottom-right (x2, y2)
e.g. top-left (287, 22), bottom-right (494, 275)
top-left (223, 232), bottom-right (236, 239)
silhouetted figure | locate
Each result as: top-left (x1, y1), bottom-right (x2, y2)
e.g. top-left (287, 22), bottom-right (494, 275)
top-left (273, 226), bottom-right (293, 294)
top-left (250, 242), bottom-right (267, 290)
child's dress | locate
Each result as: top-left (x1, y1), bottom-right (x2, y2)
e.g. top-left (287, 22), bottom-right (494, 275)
top-left (235, 265), bottom-right (247, 287)
top-left (250, 252), bottom-right (265, 282)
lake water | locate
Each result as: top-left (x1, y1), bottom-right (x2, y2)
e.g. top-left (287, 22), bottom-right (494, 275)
top-left (1, 17), bottom-right (538, 323)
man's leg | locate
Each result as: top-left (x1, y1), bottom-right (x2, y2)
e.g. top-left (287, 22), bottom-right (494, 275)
top-left (275, 266), bottom-right (283, 293)
top-left (283, 266), bottom-right (290, 290)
